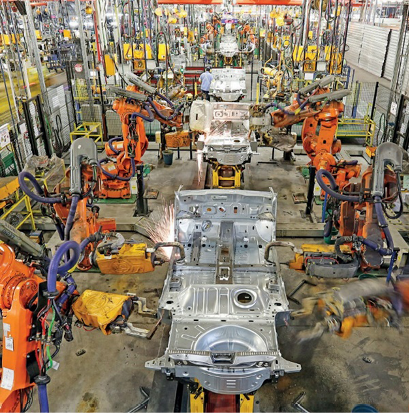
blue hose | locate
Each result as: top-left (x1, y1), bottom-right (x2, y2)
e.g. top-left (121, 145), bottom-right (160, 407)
top-left (262, 101), bottom-right (295, 116)
top-left (18, 171), bottom-right (62, 204)
top-left (64, 195), bottom-right (79, 241)
top-left (156, 92), bottom-right (174, 108)
top-left (55, 222), bottom-right (64, 241)
top-left (386, 250), bottom-right (397, 284)
top-left (98, 157), bottom-right (136, 181)
top-left (148, 97), bottom-right (182, 121)
top-left (374, 197), bottom-right (394, 253)
top-left (37, 383), bottom-right (49, 413)
top-left (296, 92), bottom-right (310, 111)
top-left (108, 137), bottom-right (122, 155)
top-left (316, 169), bottom-right (360, 202)
top-left (48, 241), bottom-right (80, 294)
top-left (323, 219), bottom-right (333, 238)
top-left (128, 104), bottom-right (155, 122)
top-left (56, 274), bottom-right (77, 308)
top-left (80, 236), bottom-right (94, 252)
top-left (352, 404), bottom-right (378, 413)
top-left (141, 104), bottom-right (155, 121)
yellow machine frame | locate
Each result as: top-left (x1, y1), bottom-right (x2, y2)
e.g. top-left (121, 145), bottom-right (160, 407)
top-left (70, 122), bottom-right (103, 145)
top-left (289, 243), bottom-right (351, 270)
top-left (336, 116), bottom-right (376, 147)
top-left (189, 383), bottom-right (255, 413)
top-left (212, 165), bottom-right (241, 189)
top-left (0, 177), bottom-right (35, 230)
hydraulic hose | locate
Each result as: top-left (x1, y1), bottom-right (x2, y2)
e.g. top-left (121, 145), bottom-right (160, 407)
top-left (80, 236), bottom-right (94, 252)
top-left (262, 102), bottom-right (278, 112)
top-left (156, 92), bottom-right (174, 108)
top-left (128, 103), bottom-right (155, 122)
top-left (323, 219), bottom-right (333, 238)
top-left (335, 233), bottom-right (392, 264)
top-left (374, 196), bottom-right (394, 253)
top-left (141, 103), bottom-right (155, 122)
top-left (295, 91), bottom-right (310, 111)
top-left (48, 240), bottom-right (80, 295)
top-left (108, 137), bottom-right (122, 155)
top-left (64, 195), bottom-right (79, 241)
top-left (18, 171), bottom-right (62, 204)
top-left (316, 169), bottom-right (360, 202)
top-left (37, 382), bottom-right (50, 413)
top-left (147, 97), bottom-right (183, 121)
top-left (98, 157), bottom-right (136, 181)
top-left (56, 274), bottom-right (77, 309)
top-left (262, 101), bottom-right (294, 115)
top-left (55, 222), bottom-right (64, 241)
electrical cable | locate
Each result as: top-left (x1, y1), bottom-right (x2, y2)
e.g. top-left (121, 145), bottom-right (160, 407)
top-left (382, 172), bottom-right (403, 219)
top-left (46, 308), bottom-right (56, 370)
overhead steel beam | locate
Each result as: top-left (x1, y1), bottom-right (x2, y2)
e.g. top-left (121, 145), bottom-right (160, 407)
top-left (235, 0), bottom-right (361, 4)
top-left (156, 0), bottom-right (361, 5)
top-left (157, 0), bottom-right (221, 4)
top-left (235, 0), bottom-right (302, 4)
top-left (74, 0), bottom-right (95, 120)
top-left (23, 0), bottom-right (51, 116)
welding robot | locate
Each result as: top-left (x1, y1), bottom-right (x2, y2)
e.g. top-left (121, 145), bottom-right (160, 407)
top-left (19, 138), bottom-right (162, 273)
top-left (100, 73), bottom-right (185, 199)
top-left (300, 142), bottom-right (403, 279)
top-left (18, 139), bottom-right (116, 271)
top-left (250, 75), bottom-right (361, 189)
top-left (238, 22), bottom-right (257, 59)
top-left (0, 221), bottom-right (143, 413)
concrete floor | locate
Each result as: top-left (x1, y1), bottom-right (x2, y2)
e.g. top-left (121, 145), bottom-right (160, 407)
top-left (38, 146), bottom-right (409, 413)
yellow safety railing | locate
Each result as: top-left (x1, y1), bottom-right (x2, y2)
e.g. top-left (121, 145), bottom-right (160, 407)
top-left (70, 122), bottom-right (103, 145)
top-left (336, 115), bottom-right (376, 147)
top-left (1, 194), bottom-right (35, 230)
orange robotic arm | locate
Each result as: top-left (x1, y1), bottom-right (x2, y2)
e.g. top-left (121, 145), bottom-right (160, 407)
top-left (0, 242), bottom-right (73, 413)
top-left (101, 78), bottom-right (184, 199)
top-left (266, 77), bottom-right (357, 186)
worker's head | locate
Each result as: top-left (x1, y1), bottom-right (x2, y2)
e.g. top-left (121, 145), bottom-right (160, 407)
top-left (205, 67), bottom-right (211, 72)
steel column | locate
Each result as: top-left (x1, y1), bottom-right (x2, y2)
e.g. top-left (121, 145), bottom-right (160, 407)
top-left (75, 0), bottom-right (95, 119)
top-left (388, 3), bottom-right (409, 117)
top-left (23, 0), bottom-right (50, 113)
top-left (305, 166), bottom-right (316, 216)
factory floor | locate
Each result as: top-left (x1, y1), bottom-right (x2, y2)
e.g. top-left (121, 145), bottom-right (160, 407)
top-left (41, 145), bottom-right (409, 413)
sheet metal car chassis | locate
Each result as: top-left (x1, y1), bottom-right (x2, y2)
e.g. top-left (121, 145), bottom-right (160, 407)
top-left (146, 189), bottom-right (300, 396)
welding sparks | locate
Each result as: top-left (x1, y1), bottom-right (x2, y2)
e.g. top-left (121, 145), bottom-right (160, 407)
top-left (145, 202), bottom-right (175, 259)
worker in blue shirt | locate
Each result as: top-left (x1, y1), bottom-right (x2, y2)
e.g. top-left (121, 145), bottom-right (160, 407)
top-left (199, 67), bottom-right (213, 101)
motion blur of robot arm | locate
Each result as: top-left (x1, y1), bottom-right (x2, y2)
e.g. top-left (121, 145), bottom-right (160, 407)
top-left (294, 278), bottom-right (409, 341)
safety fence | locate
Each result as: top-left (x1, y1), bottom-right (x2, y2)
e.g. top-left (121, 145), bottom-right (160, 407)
top-left (343, 81), bottom-right (396, 146)
top-left (346, 22), bottom-right (407, 83)
top-left (0, 81), bottom-right (76, 175)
